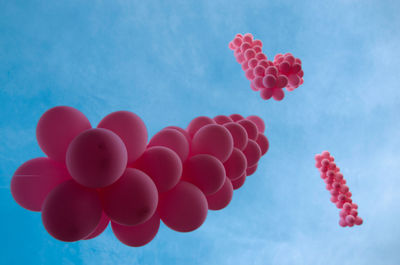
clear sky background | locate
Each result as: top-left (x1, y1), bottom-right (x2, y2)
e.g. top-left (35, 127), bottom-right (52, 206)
top-left (1, 0), bottom-right (400, 264)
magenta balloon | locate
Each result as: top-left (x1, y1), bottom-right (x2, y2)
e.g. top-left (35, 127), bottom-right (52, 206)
top-left (165, 126), bottom-right (191, 147)
top-left (111, 212), bottom-right (160, 247)
top-left (223, 148), bottom-right (247, 181)
top-left (246, 115), bottom-right (265, 133)
top-left (36, 106), bottom-right (91, 162)
top-left (229, 114), bottom-right (244, 122)
top-left (97, 111), bottom-right (148, 164)
top-left (242, 139), bottom-right (261, 167)
top-left (223, 122), bottom-right (248, 151)
top-left (213, 115), bottom-right (233, 125)
top-left (41, 180), bottom-right (102, 242)
top-left (186, 116), bottom-right (215, 138)
top-left (66, 128), bottom-right (128, 188)
top-left (99, 168), bottom-right (158, 226)
top-left (256, 134), bottom-right (269, 156)
top-left (84, 211), bottom-right (110, 240)
top-left (11, 157), bottom-right (70, 212)
top-left (148, 128), bottom-right (189, 162)
top-left (232, 175), bottom-right (246, 190)
top-left (237, 119), bottom-right (258, 141)
top-left (206, 178), bottom-right (233, 211)
top-left (134, 146), bottom-right (182, 193)
top-left (182, 154), bottom-right (226, 195)
top-left (246, 164), bottom-right (258, 176)
top-left (158, 181), bottom-right (208, 232)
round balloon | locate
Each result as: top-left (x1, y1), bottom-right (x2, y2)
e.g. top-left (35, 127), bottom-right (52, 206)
top-left (186, 116), bottom-right (215, 138)
top-left (223, 122), bottom-right (248, 151)
top-left (84, 211), bottom-right (110, 240)
top-left (229, 114), bottom-right (244, 122)
top-left (41, 180), bottom-right (102, 242)
top-left (246, 115), bottom-right (265, 133)
top-left (237, 119), bottom-right (258, 141)
top-left (213, 115), bottom-right (233, 125)
top-left (246, 164), bottom-right (258, 176)
top-left (36, 106), bottom-right (91, 162)
top-left (206, 178), bottom-right (233, 211)
top-left (256, 134), bottom-right (269, 156)
top-left (165, 126), bottom-right (191, 146)
top-left (242, 139), bottom-right (262, 167)
top-left (223, 148), bottom-right (247, 181)
top-left (66, 128), bottom-right (128, 188)
top-left (148, 128), bottom-right (189, 162)
top-left (232, 175), bottom-right (246, 190)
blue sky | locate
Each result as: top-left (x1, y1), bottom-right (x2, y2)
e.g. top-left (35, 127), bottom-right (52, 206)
top-left (1, 0), bottom-right (400, 264)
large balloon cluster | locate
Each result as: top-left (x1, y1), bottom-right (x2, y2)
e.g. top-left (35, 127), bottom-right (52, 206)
top-left (10, 106), bottom-right (269, 247)
top-left (315, 151), bottom-right (363, 227)
top-left (229, 33), bottom-right (304, 101)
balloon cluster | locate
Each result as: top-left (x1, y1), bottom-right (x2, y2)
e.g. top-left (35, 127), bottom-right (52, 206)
top-left (10, 106), bottom-right (269, 247)
top-left (315, 151), bottom-right (363, 227)
top-left (229, 33), bottom-right (304, 101)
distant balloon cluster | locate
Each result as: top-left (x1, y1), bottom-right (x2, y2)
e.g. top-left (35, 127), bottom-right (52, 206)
top-left (315, 151), bottom-right (363, 227)
top-left (11, 106), bottom-right (269, 247)
top-left (229, 33), bottom-right (304, 101)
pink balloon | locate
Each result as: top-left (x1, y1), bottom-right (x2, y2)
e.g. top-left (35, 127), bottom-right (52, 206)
top-left (237, 119), bottom-right (258, 140)
top-left (186, 116), bottom-right (215, 138)
top-left (213, 115), bottom-right (233, 125)
top-left (148, 128), bottom-right (189, 162)
top-left (206, 178), bottom-right (233, 210)
top-left (99, 168), bottom-right (158, 226)
top-left (66, 128), bottom-right (128, 188)
top-left (263, 74), bottom-right (276, 88)
top-left (232, 175), bottom-right (246, 190)
top-left (182, 154), bottom-right (226, 195)
top-left (260, 87), bottom-right (273, 100)
top-left (339, 218), bottom-right (347, 227)
top-left (256, 134), bottom-right (269, 155)
top-left (84, 211), bottom-right (110, 240)
top-left (242, 139), bottom-right (262, 167)
top-left (246, 115), bottom-right (265, 133)
top-left (229, 114), bottom-right (244, 122)
top-left (158, 181), bottom-right (208, 232)
top-left (272, 88), bottom-right (285, 101)
top-left (11, 157), bottom-right (70, 212)
top-left (246, 164), bottom-right (258, 176)
top-left (355, 216), bottom-right (363, 225)
top-left (41, 180), bottom-right (102, 242)
top-left (36, 106), bottom-right (91, 162)
top-left (223, 122), bottom-right (248, 150)
top-left (133, 146), bottom-right (182, 193)
top-left (223, 148), bottom-right (247, 181)
top-left (97, 111), bottom-right (148, 164)
top-left (111, 212), bottom-right (160, 247)
top-left (191, 124), bottom-right (234, 163)
top-left (165, 126), bottom-right (191, 148)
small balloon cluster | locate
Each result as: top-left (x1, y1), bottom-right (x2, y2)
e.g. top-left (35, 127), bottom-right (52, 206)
top-left (315, 151), bottom-right (363, 227)
top-left (11, 106), bottom-right (269, 247)
top-left (229, 33), bottom-right (304, 101)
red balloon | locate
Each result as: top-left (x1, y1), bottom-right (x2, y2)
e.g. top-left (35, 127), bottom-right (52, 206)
top-left (158, 181), bottom-right (208, 232)
top-left (66, 128), bottom-right (128, 188)
top-left (148, 128), bottom-right (189, 162)
top-left (229, 114), bottom-right (244, 122)
top-left (97, 111), bottom-right (148, 164)
top-left (232, 175), bottom-right (246, 190)
top-left (11, 157), bottom-right (70, 212)
top-left (242, 139), bottom-right (261, 167)
top-left (256, 134), bottom-right (269, 155)
top-left (223, 122), bottom-right (248, 151)
top-left (134, 146), bottom-right (182, 193)
top-left (36, 106), bottom-right (91, 162)
top-left (111, 212), bottom-right (160, 247)
top-left (246, 164), bottom-right (258, 176)
top-left (182, 154), bottom-right (226, 195)
top-left (213, 115), bottom-right (233, 125)
top-left (206, 178), bottom-right (233, 210)
top-left (237, 119), bottom-right (258, 141)
top-left (223, 148), bottom-right (247, 181)
top-left (84, 211), bottom-right (110, 240)
top-left (41, 180), bottom-right (102, 242)
top-left (191, 124), bottom-right (233, 163)
top-left (99, 168), bottom-right (158, 226)
top-left (186, 116), bottom-right (215, 138)
top-left (246, 115), bottom-right (265, 133)
top-left (165, 126), bottom-right (191, 148)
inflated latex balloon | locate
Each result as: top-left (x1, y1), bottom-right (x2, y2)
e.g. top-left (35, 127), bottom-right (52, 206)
top-left (165, 126), bottom-right (191, 147)
top-left (213, 115), bottom-right (233, 125)
top-left (191, 124), bottom-right (233, 163)
top-left (111, 212), bottom-right (160, 247)
top-left (246, 115), bottom-right (265, 133)
top-left (232, 175), bottom-right (246, 190)
top-left (158, 181), bottom-right (208, 232)
top-left (223, 122), bottom-right (248, 150)
top-left (41, 180), bottom-right (102, 242)
top-left (11, 157), bottom-right (70, 212)
top-left (84, 211), bottom-right (110, 240)
top-left (229, 114), bottom-right (244, 122)
top-left (182, 154), bottom-right (226, 195)
top-left (186, 116), bottom-right (215, 138)
top-left (99, 168), bottom-right (158, 226)
top-left (148, 128), bottom-right (189, 162)
top-left (66, 128), bottom-right (128, 188)
top-left (206, 178), bottom-right (233, 210)
top-left (246, 164), bottom-right (258, 176)
top-left (223, 148), bottom-right (247, 181)
top-left (242, 139), bottom-right (262, 167)
top-left (36, 106), bottom-right (91, 162)
top-left (237, 119), bottom-right (258, 140)
top-left (256, 134), bottom-right (269, 155)
top-left (134, 146), bottom-right (182, 193)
